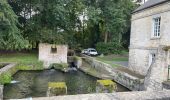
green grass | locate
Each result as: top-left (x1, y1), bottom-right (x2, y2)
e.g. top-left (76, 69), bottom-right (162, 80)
top-left (96, 58), bottom-right (120, 68)
top-left (0, 53), bottom-right (43, 84)
top-left (96, 56), bottom-right (128, 62)
top-left (0, 53), bottom-right (38, 63)
top-left (0, 53), bottom-right (43, 70)
top-left (95, 54), bottom-right (128, 68)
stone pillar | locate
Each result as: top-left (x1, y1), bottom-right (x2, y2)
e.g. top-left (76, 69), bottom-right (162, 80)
top-left (144, 45), bottom-right (169, 91)
top-left (75, 57), bottom-right (82, 68)
top-left (96, 80), bottom-right (117, 93)
top-left (47, 82), bottom-right (67, 96)
top-left (0, 85), bottom-right (3, 100)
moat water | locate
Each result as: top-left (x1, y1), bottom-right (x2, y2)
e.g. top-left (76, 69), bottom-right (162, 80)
top-left (4, 69), bottom-right (129, 99)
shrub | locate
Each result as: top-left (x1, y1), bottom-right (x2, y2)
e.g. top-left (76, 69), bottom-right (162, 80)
top-left (96, 42), bottom-right (123, 55)
top-left (0, 73), bottom-right (12, 84)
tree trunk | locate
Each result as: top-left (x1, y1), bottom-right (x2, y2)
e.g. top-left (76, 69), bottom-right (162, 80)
top-left (104, 32), bottom-right (108, 43)
top-left (118, 33), bottom-right (122, 44)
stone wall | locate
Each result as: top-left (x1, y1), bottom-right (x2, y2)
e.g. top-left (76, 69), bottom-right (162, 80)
top-left (21, 90), bottom-right (170, 100)
top-left (144, 46), bottom-right (169, 91)
top-left (0, 85), bottom-right (3, 100)
top-left (82, 55), bottom-right (144, 91)
top-left (0, 63), bottom-right (18, 99)
top-left (129, 1), bottom-right (170, 76)
top-left (39, 43), bottom-right (68, 68)
top-left (0, 63), bottom-right (17, 75)
top-left (67, 56), bottom-right (82, 68)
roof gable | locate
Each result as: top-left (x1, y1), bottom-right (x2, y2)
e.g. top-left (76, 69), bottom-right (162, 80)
top-left (133, 0), bottom-right (169, 13)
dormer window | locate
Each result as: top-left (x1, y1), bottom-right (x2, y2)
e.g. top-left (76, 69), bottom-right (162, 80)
top-left (152, 17), bottom-right (161, 38)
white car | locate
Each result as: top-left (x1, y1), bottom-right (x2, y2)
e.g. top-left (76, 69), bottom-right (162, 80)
top-left (81, 49), bottom-right (88, 54)
top-left (87, 48), bottom-right (98, 56)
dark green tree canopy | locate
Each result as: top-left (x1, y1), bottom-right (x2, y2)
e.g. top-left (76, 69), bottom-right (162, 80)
top-left (0, 0), bottom-right (136, 50)
top-left (0, 0), bottom-right (28, 50)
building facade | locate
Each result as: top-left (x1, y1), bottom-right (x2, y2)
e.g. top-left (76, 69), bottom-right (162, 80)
top-left (129, 0), bottom-right (170, 76)
top-left (39, 43), bottom-right (68, 68)
top-left (132, 0), bottom-right (148, 5)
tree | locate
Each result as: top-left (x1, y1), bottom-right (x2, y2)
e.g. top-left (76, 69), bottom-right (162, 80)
top-left (8, 0), bottom-right (85, 49)
top-left (82, 0), bottom-right (135, 48)
top-left (0, 0), bottom-right (28, 50)
top-left (4, 0), bottom-right (136, 51)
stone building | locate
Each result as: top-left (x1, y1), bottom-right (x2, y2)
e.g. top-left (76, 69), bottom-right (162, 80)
top-left (132, 0), bottom-right (148, 5)
top-left (129, 0), bottom-right (170, 90)
top-left (39, 43), bottom-right (68, 68)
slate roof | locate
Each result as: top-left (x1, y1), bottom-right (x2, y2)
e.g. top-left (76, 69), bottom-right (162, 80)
top-left (133, 0), bottom-right (169, 13)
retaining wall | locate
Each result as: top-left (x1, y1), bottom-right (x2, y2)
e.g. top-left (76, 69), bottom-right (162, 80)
top-left (82, 55), bottom-right (144, 91)
top-left (0, 85), bottom-right (3, 100)
top-left (0, 63), bottom-right (18, 99)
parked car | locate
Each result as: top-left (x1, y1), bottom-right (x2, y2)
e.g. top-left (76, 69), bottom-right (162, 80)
top-left (81, 49), bottom-right (88, 54)
top-left (87, 48), bottom-right (98, 56)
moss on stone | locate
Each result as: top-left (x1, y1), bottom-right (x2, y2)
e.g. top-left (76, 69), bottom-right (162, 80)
top-left (0, 73), bottom-right (12, 84)
top-left (48, 82), bottom-right (67, 89)
top-left (97, 80), bottom-right (115, 86)
top-left (51, 63), bottom-right (69, 72)
top-left (96, 80), bottom-right (117, 93)
top-left (73, 56), bottom-right (81, 60)
top-left (163, 46), bottom-right (170, 51)
top-left (47, 82), bottom-right (67, 96)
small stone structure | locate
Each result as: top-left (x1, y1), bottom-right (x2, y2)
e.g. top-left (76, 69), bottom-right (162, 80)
top-left (96, 80), bottom-right (117, 93)
top-left (39, 43), bottom-right (68, 68)
top-left (47, 82), bottom-right (67, 96)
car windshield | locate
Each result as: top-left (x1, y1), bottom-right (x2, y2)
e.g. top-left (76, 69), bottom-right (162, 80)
top-left (90, 50), bottom-right (96, 52)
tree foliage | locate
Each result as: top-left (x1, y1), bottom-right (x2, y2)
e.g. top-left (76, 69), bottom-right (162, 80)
top-left (0, 0), bottom-right (28, 50)
top-left (76, 0), bottom-right (135, 49)
top-left (0, 0), bottom-right (136, 51)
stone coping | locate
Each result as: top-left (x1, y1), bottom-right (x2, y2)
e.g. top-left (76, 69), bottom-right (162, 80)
top-left (12, 90), bottom-right (170, 100)
top-left (0, 63), bottom-right (17, 74)
top-left (81, 54), bottom-right (144, 79)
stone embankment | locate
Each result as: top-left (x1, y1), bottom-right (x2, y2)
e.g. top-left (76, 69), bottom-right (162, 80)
top-left (0, 85), bottom-right (3, 100)
top-left (0, 63), bottom-right (17, 100)
top-left (80, 54), bottom-right (144, 91)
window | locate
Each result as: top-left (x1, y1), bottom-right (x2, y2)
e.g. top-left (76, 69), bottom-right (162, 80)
top-left (152, 17), bottom-right (161, 38)
top-left (51, 46), bottom-right (57, 53)
top-left (149, 53), bottom-right (156, 66)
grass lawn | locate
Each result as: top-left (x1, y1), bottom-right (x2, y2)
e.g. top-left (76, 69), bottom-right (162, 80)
top-left (95, 54), bottom-right (129, 68)
top-left (96, 54), bottom-right (128, 61)
top-left (0, 52), bottom-right (43, 84)
top-left (0, 53), bottom-right (39, 63)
